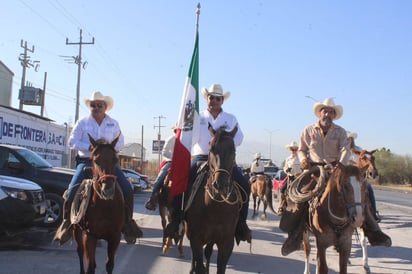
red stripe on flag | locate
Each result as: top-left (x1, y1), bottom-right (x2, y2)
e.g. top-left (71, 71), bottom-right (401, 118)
top-left (170, 128), bottom-right (191, 196)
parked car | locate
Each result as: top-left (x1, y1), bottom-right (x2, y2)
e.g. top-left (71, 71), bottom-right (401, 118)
top-left (122, 168), bottom-right (148, 193)
top-left (272, 169), bottom-right (288, 199)
top-left (0, 144), bottom-right (74, 227)
top-left (0, 175), bottom-right (47, 236)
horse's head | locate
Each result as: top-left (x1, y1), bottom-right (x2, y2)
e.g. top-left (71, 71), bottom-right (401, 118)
top-left (207, 124), bottom-right (237, 195)
top-left (354, 149), bottom-right (378, 179)
top-left (327, 163), bottom-right (367, 228)
top-left (88, 133), bottom-right (120, 200)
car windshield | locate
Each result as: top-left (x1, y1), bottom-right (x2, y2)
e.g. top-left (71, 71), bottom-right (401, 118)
top-left (15, 148), bottom-right (53, 168)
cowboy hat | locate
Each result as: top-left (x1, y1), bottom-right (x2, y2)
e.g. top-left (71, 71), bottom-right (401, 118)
top-left (285, 141), bottom-right (299, 150)
top-left (84, 91), bottom-right (114, 111)
top-left (201, 84), bottom-right (231, 101)
top-left (347, 131), bottom-right (358, 139)
top-left (313, 98), bottom-right (343, 120)
top-left (255, 152), bottom-right (261, 159)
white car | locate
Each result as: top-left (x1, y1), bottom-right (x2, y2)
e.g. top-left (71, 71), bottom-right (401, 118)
top-left (0, 175), bottom-right (47, 236)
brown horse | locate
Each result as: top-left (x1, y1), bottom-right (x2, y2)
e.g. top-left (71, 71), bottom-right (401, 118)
top-left (250, 174), bottom-right (276, 219)
top-left (352, 149), bottom-right (379, 273)
top-left (302, 164), bottom-right (367, 274)
top-left (185, 125), bottom-right (240, 274)
top-left (72, 134), bottom-right (125, 274)
top-left (158, 168), bottom-right (185, 257)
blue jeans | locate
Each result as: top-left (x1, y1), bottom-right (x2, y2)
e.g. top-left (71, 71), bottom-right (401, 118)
top-left (367, 183), bottom-right (377, 211)
top-left (66, 158), bottom-right (133, 201)
top-left (151, 161), bottom-right (172, 195)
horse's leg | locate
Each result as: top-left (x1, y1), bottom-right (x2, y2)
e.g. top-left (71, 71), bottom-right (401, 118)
top-left (252, 195), bottom-right (257, 217)
top-left (216, 239), bottom-right (235, 274)
top-left (303, 231), bottom-right (311, 274)
top-left (106, 234), bottom-right (121, 274)
top-left (204, 243), bottom-right (213, 273)
top-left (84, 235), bottom-right (97, 274)
top-left (189, 240), bottom-right (206, 274)
top-left (74, 226), bottom-right (86, 274)
top-left (338, 236), bottom-right (352, 274)
top-left (360, 228), bottom-right (370, 273)
top-left (261, 198), bottom-right (267, 220)
top-left (316, 240), bottom-right (328, 274)
top-left (177, 226), bottom-right (185, 258)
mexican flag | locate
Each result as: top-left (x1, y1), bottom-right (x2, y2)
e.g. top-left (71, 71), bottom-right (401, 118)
top-left (170, 24), bottom-right (199, 197)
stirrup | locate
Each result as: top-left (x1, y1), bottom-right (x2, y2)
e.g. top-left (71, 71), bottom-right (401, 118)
top-left (144, 199), bottom-right (157, 211)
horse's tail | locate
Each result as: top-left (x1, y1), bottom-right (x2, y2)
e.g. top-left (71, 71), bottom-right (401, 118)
top-left (265, 177), bottom-right (277, 214)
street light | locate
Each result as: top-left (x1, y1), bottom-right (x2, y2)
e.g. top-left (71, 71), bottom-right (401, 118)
top-left (264, 129), bottom-right (279, 160)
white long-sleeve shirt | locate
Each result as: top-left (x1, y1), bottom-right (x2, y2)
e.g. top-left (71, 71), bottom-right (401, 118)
top-left (69, 114), bottom-right (124, 158)
top-left (162, 134), bottom-right (176, 161)
top-left (191, 109), bottom-right (243, 156)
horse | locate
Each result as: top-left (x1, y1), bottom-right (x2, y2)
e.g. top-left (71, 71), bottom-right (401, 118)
top-left (250, 174), bottom-right (277, 219)
top-left (185, 125), bottom-right (240, 274)
top-left (72, 134), bottom-right (125, 274)
top-left (352, 149), bottom-right (379, 273)
top-left (158, 167), bottom-right (185, 257)
top-left (301, 164), bottom-right (368, 274)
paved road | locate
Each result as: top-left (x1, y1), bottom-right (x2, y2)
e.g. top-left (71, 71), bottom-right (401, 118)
top-left (0, 189), bottom-right (411, 274)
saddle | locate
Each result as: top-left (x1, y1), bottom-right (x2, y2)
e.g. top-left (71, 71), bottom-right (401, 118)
top-left (185, 162), bottom-right (208, 211)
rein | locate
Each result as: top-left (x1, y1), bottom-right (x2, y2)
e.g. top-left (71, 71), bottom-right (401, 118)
top-left (92, 174), bottom-right (117, 199)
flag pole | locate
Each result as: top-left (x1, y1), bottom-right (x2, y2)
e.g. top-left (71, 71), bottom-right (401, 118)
top-left (179, 2), bottom-right (201, 212)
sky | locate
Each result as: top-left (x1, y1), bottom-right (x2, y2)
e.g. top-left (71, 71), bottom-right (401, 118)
top-left (1, 0), bottom-right (412, 167)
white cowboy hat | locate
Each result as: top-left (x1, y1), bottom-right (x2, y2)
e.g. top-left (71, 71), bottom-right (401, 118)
top-left (313, 98), bottom-right (343, 120)
top-left (347, 131), bottom-right (358, 139)
top-left (285, 141), bottom-right (299, 150)
top-left (201, 84), bottom-right (231, 101)
top-left (255, 152), bottom-right (261, 159)
top-left (84, 91), bottom-right (114, 111)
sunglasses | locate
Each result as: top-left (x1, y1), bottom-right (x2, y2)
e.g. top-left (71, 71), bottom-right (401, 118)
top-left (291, 149), bottom-right (298, 151)
top-left (209, 96), bottom-right (222, 102)
top-left (90, 103), bottom-right (105, 109)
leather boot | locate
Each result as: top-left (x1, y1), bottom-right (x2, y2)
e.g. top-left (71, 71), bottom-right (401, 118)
top-left (122, 195), bottom-right (143, 244)
top-left (53, 200), bottom-right (72, 245)
top-left (235, 216), bottom-right (252, 245)
top-left (277, 193), bottom-right (287, 216)
top-left (362, 206), bottom-right (391, 247)
top-left (281, 216), bottom-right (306, 256)
top-left (144, 193), bottom-right (158, 211)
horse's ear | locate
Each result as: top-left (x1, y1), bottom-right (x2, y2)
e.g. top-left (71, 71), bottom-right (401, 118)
top-left (352, 148), bottom-right (361, 155)
top-left (229, 124), bottom-right (238, 138)
top-left (208, 123), bottom-right (216, 136)
top-left (88, 134), bottom-right (97, 149)
top-left (371, 149), bottom-right (378, 154)
top-left (111, 133), bottom-right (121, 148)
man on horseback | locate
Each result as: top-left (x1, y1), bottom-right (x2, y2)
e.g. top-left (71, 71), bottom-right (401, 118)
top-left (167, 83), bottom-right (252, 244)
top-left (54, 91), bottom-right (143, 245)
top-left (249, 152), bottom-right (265, 184)
top-left (280, 98), bottom-right (391, 256)
top-left (144, 125), bottom-right (176, 211)
top-left (277, 141), bottom-right (302, 215)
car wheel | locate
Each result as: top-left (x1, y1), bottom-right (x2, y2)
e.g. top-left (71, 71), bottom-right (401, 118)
top-left (40, 193), bottom-right (64, 228)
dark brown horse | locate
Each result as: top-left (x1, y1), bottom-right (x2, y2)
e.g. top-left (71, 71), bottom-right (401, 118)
top-left (185, 125), bottom-right (240, 274)
top-left (158, 168), bottom-right (185, 257)
top-left (72, 134), bottom-right (125, 274)
top-left (302, 164), bottom-right (367, 274)
top-left (250, 174), bottom-right (276, 219)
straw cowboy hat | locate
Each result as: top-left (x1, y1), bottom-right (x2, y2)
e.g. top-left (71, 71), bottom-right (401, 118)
top-left (255, 152), bottom-right (261, 159)
top-left (347, 131), bottom-right (358, 139)
top-left (84, 91), bottom-right (114, 111)
top-left (201, 84), bottom-right (231, 101)
top-left (313, 98), bottom-right (343, 120)
top-left (285, 141), bottom-right (299, 150)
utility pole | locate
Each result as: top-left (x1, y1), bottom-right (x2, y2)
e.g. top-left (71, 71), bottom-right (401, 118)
top-left (66, 29), bottom-right (95, 122)
top-left (18, 40), bottom-right (40, 110)
top-left (153, 115), bottom-right (166, 167)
